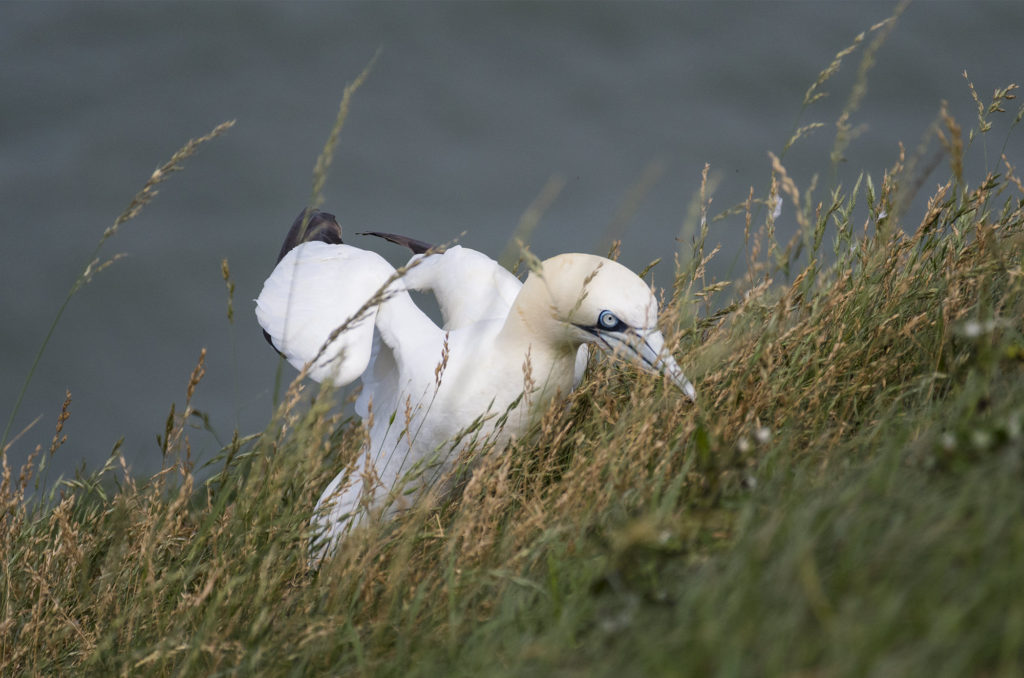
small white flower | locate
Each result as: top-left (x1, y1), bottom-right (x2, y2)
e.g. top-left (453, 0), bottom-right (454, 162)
top-left (971, 429), bottom-right (993, 450)
top-left (755, 426), bottom-right (772, 444)
top-left (962, 320), bottom-right (984, 338)
top-left (961, 318), bottom-right (999, 339)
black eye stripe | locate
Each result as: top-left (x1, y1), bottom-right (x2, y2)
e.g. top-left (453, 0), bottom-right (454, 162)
top-left (640, 337), bottom-right (659, 368)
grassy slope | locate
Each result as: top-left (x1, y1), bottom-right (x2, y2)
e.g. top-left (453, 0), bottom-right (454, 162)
top-left (3, 43), bottom-right (1024, 678)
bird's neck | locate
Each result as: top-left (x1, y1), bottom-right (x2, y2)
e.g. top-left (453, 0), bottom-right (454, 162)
top-left (497, 274), bottom-right (579, 403)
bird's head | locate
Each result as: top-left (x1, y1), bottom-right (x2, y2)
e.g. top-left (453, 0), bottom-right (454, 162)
top-left (522, 253), bottom-right (696, 401)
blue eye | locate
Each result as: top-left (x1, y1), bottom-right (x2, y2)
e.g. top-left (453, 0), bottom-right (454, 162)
top-left (597, 310), bottom-right (622, 331)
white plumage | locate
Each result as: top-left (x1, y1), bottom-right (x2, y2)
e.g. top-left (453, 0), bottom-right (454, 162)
top-left (255, 210), bottom-right (695, 560)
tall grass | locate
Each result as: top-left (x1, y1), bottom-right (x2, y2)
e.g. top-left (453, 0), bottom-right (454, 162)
top-left (3, 30), bottom-right (1024, 678)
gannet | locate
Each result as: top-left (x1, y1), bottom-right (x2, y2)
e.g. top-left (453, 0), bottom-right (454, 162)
top-left (256, 209), bottom-right (696, 559)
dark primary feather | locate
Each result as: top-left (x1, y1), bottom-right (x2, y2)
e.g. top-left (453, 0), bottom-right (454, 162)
top-left (359, 231), bottom-right (435, 255)
top-left (276, 208), bottom-right (344, 263)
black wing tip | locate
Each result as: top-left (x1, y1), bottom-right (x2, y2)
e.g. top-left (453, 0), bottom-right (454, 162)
top-left (262, 329), bottom-right (284, 356)
top-left (276, 207), bottom-right (344, 263)
top-left (358, 231), bottom-right (435, 255)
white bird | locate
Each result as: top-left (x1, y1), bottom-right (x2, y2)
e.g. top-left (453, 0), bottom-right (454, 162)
top-left (256, 209), bottom-right (696, 559)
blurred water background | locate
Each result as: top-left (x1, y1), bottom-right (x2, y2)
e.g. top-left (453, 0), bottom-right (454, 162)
top-left (1, 1), bottom-right (1021, 481)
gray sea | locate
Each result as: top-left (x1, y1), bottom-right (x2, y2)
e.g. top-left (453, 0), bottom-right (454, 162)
top-left (2, 1), bottom-right (1021, 481)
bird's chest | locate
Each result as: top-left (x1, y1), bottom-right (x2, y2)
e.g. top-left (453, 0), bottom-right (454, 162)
top-left (426, 343), bottom-right (574, 439)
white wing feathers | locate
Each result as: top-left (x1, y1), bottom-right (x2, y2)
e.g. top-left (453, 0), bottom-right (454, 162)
top-left (400, 246), bottom-right (522, 329)
top-left (255, 241), bottom-right (400, 385)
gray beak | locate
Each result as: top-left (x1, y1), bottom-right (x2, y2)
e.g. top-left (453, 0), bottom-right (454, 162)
top-left (593, 328), bottom-right (697, 401)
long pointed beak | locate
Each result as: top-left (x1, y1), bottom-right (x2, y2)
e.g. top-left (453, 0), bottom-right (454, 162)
top-left (594, 328), bottom-right (696, 401)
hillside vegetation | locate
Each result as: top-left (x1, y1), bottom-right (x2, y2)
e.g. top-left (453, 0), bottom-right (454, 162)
top-left (3, 24), bottom-right (1023, 678)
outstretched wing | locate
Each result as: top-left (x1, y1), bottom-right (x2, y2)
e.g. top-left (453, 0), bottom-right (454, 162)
top-left (401, 246), bottom-right (522, 330)
top-left (360, 233), bottom-right (522, 330)
top-left (262, 209), bottom-right (345, 353)
top-left (256, 241), bottom-right (400, 385)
